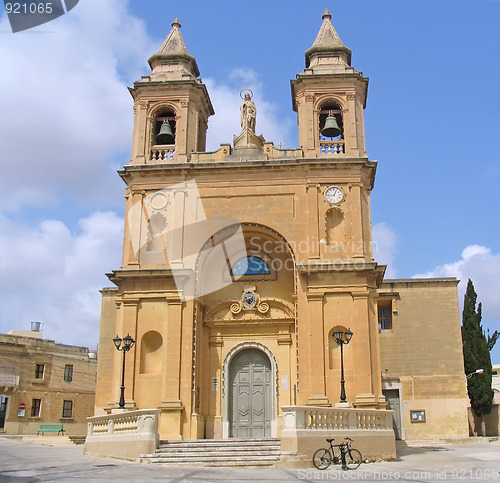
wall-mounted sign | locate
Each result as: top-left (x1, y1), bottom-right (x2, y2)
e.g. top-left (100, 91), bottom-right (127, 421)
top-left (410, 410), bottom-right (426, 423)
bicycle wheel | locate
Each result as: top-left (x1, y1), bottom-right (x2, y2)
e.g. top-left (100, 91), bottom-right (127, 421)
top-left (313, 448), bottom-right (332, 470)
top-left (345, 448), bottom-right (362, 470)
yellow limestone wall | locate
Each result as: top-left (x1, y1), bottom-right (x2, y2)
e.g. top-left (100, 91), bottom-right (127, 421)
top-left (378, 279), bottom-right (469, 440)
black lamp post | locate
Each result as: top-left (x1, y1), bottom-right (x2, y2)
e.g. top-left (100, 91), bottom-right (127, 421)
top-left (333, 328), bottom-right (353, 403)
top-left (113, 334), bottom-right (135, 409)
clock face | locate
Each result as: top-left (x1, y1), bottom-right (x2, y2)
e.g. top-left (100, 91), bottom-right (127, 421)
top-left (325, 186), bottom-right (344, 205)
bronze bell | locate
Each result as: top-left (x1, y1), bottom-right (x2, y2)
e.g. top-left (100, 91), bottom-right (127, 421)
top-left (157, 120), bottom-right (174, 144)
top-left (321, 115), bottom-right (342, 138)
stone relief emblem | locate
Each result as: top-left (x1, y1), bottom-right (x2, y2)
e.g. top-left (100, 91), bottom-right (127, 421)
top-left (242, 289), bottom-right (258, 309)
top-left (230, 289), bottom-right (270, 314)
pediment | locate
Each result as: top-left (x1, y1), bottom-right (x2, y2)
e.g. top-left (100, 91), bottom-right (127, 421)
top-left (204, 297), bottom-right (294, 327)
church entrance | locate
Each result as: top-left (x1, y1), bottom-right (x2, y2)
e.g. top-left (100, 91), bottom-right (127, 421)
top-left (229, 349), bottom-right (271, 438)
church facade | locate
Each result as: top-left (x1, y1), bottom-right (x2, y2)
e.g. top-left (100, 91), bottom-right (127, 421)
top-left (94, 11), bottom-right (468, 451)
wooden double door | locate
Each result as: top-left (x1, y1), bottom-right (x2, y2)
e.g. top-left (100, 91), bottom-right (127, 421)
top-left (229, 349), bottom-right (272, 438)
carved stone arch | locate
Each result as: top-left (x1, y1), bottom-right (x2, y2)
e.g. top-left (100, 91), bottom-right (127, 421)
top-left (314, 94), bottom-right (347, 112)
top-left (193, 222), bottom-right (297, 299)
top-left (148, 101), bottom-right (179, 118)
top-left (149, 103), bottom-right (178, 148)
top-left (316, 96), bottom-right (345, 145)
top-left (221, 341), bottom-right (278, 438)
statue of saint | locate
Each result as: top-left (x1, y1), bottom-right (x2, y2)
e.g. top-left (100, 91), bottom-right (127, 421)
top-left (240, 93), bottom-right (256, 132)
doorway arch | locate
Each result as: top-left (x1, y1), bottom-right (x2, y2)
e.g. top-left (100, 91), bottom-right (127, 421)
top-left (222, 342), bottom-right (278, 438)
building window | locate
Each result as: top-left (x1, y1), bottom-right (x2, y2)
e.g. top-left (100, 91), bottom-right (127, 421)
top-left (35, 364), bottom-right (45, 379)
top-left (231, 256), bottom-right (270, 275)
top-left (64, 364), bottom-right (73, 382)
top-left (31, 399), bottom-right (41, 417)
top-left (378, 305), bottom-right (392, 331)
top-left (62, 400), bottom-right (73, 418)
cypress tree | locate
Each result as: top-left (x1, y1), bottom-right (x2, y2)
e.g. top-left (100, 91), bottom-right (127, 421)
top-left (461, 279), bottom-right (493, 435)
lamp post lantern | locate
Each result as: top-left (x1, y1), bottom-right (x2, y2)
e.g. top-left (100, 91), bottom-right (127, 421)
top-left (466, 368), bottom-right (484, 380)
top-left (113, 334), bottom-right (135, 409)
top-left (333, 328), bottom-right (353, 404)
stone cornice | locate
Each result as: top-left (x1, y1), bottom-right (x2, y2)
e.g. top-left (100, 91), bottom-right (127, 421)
top-left (119, 157), bottom-right (377, 189)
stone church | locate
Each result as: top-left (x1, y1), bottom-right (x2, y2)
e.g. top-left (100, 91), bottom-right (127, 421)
top-left (93, 10), bottom-right (468, 459)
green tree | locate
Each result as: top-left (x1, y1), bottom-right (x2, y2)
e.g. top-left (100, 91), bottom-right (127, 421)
top-left (487, 328), bottom-right (499, 352)
top-left (461, 279), bottom-right (493, 436)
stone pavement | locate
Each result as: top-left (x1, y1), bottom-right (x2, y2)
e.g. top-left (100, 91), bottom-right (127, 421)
top-left (0, 436), bottom-right (499, 482)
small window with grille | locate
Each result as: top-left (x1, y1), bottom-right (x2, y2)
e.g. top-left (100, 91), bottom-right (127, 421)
top-left (31, 399), bottom-right (41, 417)
top-left (378, 304), bottom-right (392, 331)
top-left (35, 364), bottom-right (45, 379)
top-left (64, 364), bottom-right (73, 382)
top-left (62, 400), bottom-right (73, 418)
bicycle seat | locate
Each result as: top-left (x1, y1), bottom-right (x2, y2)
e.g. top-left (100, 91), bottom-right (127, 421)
top-left (326, 438), bottom-right (335, 443)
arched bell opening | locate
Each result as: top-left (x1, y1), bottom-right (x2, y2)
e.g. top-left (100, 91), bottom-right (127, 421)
top-left (319, 102), bottom-right (344, 140)
top-left (153, 108), bottom-right (176, 146)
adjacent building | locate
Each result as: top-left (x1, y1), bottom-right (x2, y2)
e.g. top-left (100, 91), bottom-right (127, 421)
top-left (0, 324), bottom-right (97, 435)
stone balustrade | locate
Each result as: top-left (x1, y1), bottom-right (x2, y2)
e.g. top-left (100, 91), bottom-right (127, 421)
top-left (280, 406), bottom-right (396, 461)
top-left (151, 146), bottom-right (176, 162)
top-left (85, 409), bottom-right (160, 460)
top-left (319, 140), bottom-right (345, 155)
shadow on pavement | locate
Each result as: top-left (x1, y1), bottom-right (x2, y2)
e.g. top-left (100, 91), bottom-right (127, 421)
top-left (395, 441), bottom-right (451, 461)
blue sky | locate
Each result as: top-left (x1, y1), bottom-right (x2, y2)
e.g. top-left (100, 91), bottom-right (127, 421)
top-left (1, 0), bottom-right (499, 363)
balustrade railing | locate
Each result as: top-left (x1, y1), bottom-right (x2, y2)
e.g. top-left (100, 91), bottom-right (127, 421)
top-left (87, 409), bottom-right (159, 437)
top-left (151, 146), bottom-right (175, 161)
top-left (282, 406), bottom-right (393, 432)
top-left (320, 140), bottom-right (345, 155)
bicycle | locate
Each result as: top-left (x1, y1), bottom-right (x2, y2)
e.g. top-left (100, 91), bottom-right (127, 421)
top-left (312, 437), bottom-right (362, 470)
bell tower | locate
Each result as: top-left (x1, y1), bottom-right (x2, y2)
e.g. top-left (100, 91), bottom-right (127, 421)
top-left (291, 9), bottom-right (368, 158)
top-left (129, 18), bottom-right (214, 164)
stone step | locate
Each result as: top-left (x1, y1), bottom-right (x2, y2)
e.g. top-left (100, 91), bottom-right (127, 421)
top-left (158, 443), bottom-right (281, 451)
top-left (159, 438), bottom-right (280, 445)
top-left (149, 459), bottom-right (278, 467)
top-left (154, 446), bottom-right (280, 454)
top-left (150, 449), bottom-right (280, 458)
top-left (68, 435), bottom-right (86, 445)
top-left (141, 438), bottom-right (282, 467)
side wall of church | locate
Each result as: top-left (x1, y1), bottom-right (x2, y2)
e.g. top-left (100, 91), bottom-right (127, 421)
top-left (379, 279), bottom-right (469, 439)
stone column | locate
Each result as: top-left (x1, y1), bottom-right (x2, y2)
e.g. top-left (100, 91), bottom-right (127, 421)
top-left (209, 335), bottom-right (223, 438)
top-left (305, 292), bottom-right (330, 407)
top-left (168, 187), bottom-right (187, 269)
top-left (351, 291), bottom-right (378, 408)
top-left (123, 190), bottom-right (143, 267)
top-left (159, 296), bottom-right (184, 439)
top-left (306, 183), bottom-right (320, 260)
top-left (349, 184), bottom-right (365, 259)
top-left (132, 100), bottom-right (148, 164)
top-left (121, 298), bottom-right (139, 410)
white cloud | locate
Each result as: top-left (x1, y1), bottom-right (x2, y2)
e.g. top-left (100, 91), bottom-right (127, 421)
top-left (0, 211), bottom-right (123, 348)
top-left (413, 244), bottom-right (500, 321)
top-left (205, 70), bottom-right (294, 151)
top-left (0, 0), bottom-right (156, 211)
top-left (372, 222), bottom-right (398, 278)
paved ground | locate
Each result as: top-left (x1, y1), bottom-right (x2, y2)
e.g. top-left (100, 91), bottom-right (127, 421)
top-left (0, 437), bottom-right (499, 482)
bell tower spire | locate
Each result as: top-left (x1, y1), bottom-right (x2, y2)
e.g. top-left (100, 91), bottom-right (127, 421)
top-left (291, 9), bottom-right (368, 158)
top-left (128, 18), bottom-right (214, 164)
top-left (147, 18), bottom-right (200, 80)
top-left (305, 8), bottom-right (352, 70)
